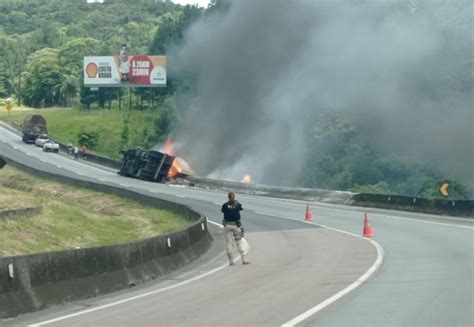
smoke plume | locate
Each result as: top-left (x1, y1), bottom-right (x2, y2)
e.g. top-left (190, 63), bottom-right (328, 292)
top-left (169, 0), bottom-right (473, 187)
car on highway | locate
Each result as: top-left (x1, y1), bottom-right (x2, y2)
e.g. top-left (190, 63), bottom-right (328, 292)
top-left (35, 134), bottom-right (50, 147)
top-left (43, 140), bottom-right (60, 153)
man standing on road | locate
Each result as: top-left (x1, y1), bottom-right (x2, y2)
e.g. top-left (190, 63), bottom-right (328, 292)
top-left (221, 192), bottom-right (250, 265)
top-left (73, 146), bottom-right (79, 160)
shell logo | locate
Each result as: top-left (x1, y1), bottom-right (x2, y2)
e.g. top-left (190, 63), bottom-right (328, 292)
top-left (86, 63), bottom-right (98, 78)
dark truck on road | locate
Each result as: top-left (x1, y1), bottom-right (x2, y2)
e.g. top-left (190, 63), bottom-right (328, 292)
top-left (118, 148), bottom-right (175, 183)
top-left (22, 114), bottom-right (48, 144)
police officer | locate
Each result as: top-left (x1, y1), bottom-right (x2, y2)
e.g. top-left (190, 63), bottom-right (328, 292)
top-left (221, 192), bottom-right (250, 265)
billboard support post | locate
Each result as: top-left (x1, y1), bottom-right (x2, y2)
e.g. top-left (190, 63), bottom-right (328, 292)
top-left (129, 87), bottom-right (132, 111)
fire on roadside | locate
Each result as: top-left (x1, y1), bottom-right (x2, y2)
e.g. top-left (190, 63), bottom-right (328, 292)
top-left (241, 174), bottom-right (252, 183)
top-left (162, 136), bottom-right (190, 178)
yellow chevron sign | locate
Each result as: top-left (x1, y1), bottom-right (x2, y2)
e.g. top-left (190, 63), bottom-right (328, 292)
top-left (440, 183), bottom-right (449, 197)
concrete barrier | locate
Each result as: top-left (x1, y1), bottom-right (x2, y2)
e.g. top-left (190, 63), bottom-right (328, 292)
top-left (0, 217), bottom-right (211, 318)
top-left (187, 177), bottom-right (473, 217)
top-left (352, 193), bottom-right (473, 217)
top-left (187, 176), bottom-right (354, 205)
top-left (0, 157), bottom-right (213, 318)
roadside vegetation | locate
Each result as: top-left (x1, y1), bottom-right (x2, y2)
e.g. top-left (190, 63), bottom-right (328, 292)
top-left (0, 165), bottom-right (190, 257)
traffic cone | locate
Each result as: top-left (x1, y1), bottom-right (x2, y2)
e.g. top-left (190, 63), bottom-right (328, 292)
top-left (362, 213), bottom-right (374, 237)
top-left (305, 204), bottom-right (313, 221)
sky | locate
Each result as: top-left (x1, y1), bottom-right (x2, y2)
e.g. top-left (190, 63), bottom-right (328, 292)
top-left (171, 0), bottom-right (211, 8)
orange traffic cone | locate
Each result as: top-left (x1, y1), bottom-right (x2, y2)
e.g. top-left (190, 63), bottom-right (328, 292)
top-left (362, 213), bottom-right (374, 237)
top-left (305, 204), bottom-right (313, 221)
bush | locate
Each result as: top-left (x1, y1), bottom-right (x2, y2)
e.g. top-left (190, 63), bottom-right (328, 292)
top-left (77, 128), bottom-right (99, 149)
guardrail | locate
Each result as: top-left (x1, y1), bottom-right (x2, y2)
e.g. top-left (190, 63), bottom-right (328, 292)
top-left (0, 157), bottom-right (213, 318)
top-left (187, 177), bottom-right (473, 217)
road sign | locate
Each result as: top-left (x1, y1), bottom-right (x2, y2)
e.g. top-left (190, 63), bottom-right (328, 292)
top-left (440, 183), bottom-right (449, 197)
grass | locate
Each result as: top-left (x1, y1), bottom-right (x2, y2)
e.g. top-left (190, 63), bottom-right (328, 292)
top-left (0, 165), bottom-right (190, 257)
top-left (0, 106), bottom-right (160, 159)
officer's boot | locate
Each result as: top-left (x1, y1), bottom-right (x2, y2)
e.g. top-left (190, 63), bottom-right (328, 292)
top-left (227, 253), bottom-right (234, 266)
top-left (241, 254), bottom-right (250, 265)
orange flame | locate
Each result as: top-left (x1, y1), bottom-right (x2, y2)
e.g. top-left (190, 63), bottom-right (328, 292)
top-left (168, 158), bottom-right (183, 178)
top-left (163, 136), bottom-right (175, 156)
top-left (163, 136), bottom-right (182, 178)
top-left (241, 174), bottom-right (252, 183)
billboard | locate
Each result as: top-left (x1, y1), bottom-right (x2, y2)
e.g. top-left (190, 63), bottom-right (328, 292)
top-left (84, 55), bottom-right (166, 87)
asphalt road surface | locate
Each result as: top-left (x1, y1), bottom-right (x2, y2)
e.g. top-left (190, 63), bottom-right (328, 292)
top-left (1, 123), bottom-right (473, 327)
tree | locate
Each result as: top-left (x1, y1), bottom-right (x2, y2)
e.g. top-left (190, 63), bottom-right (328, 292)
top-left (60, 75), bottom-right (79, 107)
top-left (149, 16), bottom-right (178, 55)
top-left (58, 38), bottom-right (101, 78)
top-left (21, 48), bottom-right (63, 107)
top-left (0, 61), bottom-right (11, 98)
top-left (77, 128), bottom-right (99, 149)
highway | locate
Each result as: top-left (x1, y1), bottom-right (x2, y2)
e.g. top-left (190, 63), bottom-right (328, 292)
top-left (1, 123), bottom-right (473, 327)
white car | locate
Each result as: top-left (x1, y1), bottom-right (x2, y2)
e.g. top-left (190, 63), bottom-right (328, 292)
top-left (43, 140), bottom-right (60, 153)
top-left (35, 134), bottom-right (50, 147)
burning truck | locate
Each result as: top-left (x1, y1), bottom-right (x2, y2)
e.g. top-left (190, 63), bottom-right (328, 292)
top-left (118, 138), bottom-right (194, 183)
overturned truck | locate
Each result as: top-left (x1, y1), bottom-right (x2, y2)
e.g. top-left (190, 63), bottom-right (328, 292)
top-left (118, 148), bottom-right (176, 183)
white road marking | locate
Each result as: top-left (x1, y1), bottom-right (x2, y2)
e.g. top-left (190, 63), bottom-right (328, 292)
top-left (207, 220), bottom-right (224, 228)
top-left (26, 152), bottom-right (32, 156)
top-left (119, 184), bottom-right (130, 188)
top-left (76, 172), bottom-right (84, 176)
top-left (176, 195), bottom-right (186, 198)
top-left (150, 190), bottom-right (160, 194)
top-left (244, 193), bottom-right (469, 226)
top-left (252, 211), bottom-right (384, 326)
top-left (99, 178), bottom-right (106, 182)
top-left (213, 202), bottom-right (221, 205)
top-left (281, 238), bottom-right (383, 326)
top-left (1, 139), bottom-right (6, 143)
top-left (28, 263), bottom-right (228, 327)
top-left (40, 159), bottom-right (46, 163)
top-left (56, 165), bottom-right (61, 169)
top-left (249, 213), bottom-right (384, 327)
top-left (373, 213), bottom-right (474, 230)
top-left (13, 146), bottom-right (18, 149)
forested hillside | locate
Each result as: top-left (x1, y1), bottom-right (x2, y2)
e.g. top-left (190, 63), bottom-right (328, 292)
top-left (0, 0), bottom-right (471, 199)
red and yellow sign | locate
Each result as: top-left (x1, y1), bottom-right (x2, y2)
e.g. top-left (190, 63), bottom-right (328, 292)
top-left (84, 55), bottom-right (166, 87)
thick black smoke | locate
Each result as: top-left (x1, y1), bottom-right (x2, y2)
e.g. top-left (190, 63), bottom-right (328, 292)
top-left (169, 0), bottom-right (473, 186)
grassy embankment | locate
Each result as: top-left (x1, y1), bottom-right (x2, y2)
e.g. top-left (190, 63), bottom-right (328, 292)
top-left (0, 165), bottom-right (189, 257)
top-left (0, 106), bottom-right (158, 160)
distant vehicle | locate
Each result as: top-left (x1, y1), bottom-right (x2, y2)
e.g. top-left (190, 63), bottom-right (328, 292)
top-left (22, 114), bottom-right (47, 143)
top-left (35, 134), bottom-right (50, 147)
top-left (43, 140), bottom-right (59, 153)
